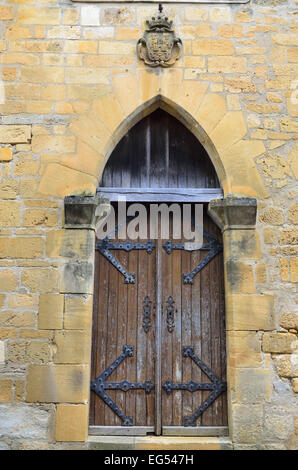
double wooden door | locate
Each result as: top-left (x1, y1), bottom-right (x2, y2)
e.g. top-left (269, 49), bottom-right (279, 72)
top-left (89, 205), bottom-right (227, 435)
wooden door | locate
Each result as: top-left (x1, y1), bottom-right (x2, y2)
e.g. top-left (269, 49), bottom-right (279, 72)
top-left (89, 205), bottom-right (227, 435)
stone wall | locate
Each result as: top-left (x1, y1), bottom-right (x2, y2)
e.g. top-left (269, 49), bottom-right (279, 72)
top-left (0, 0), bottom-right (297, 450)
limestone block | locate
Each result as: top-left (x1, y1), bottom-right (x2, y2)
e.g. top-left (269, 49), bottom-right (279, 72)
top-left (0, 379), bottom-right (12, 402)
top-left (0, 125), bottom-right (31, 144)
top-left (274, 354), bottom-right (298, 378)
top-left (259, 207), bottom-right (285, 225)
top-left (23, 209), bottom-right (58, 227)
top-left (61, 261), bottom-right (94, 294)
top-left (279, 312), bottom-right (298, 330)
top-left (20, 66), bottom-right (64, 83)
top-left (32, 136), bottom-right (75, 154)
top-left (230, 404), bottom-right (263, 444)
top-left (226, 294), bottom-right (275, 331)
top-left (227, 331), bottom-right (262, 368)
top-left (193, 39), bottom-right (234, 55)
top-left (0, 271), bottom-right (18, 291)
top-left (288, 203), bottom-right (298, 224)
top-left (55, 404), bottom-right (88, 442)
top-left (262, 333), bottom-right (297, 354)
top-left (225, 260), bottom-right (255, 294)
top-left (53, 330), bottom-right (91, 364)
top-left (0, 340), bottom-right (5, 363)
top-left (64, 295), bottom-right (93, 330)
top-left (65, 68), bottom-right (110, 85)
top-left (0, 179), bottom-right (18, 199)
top-left (0, 237), bottom-right (44, 259)
top-left (26, 364), bottom-right (90, 403)
top-left (38, 164), bottom-right (97, 198)
top-left (0, 404), bottom-right (52, 440)
top-left (0, 311), bottom-right (35, 328)
top-left (22, 268), bottom-right (60, 293)
top-left (0, 6), bottom-right (13, 20)
top-left (208, 56), bottom-right (247, 74)
top-left (231, 368), bottom-right (272, 404)
top-left (46, 230), bottom-right (94, 260)
top-left (0, 147), bottom-right (12, 161)
top-left (38, 294), bottom-right (64, 330)
top-left (223, 230), bottom-right (260, 260)
top-left (290, 258), bottom-right (298, 282)
top-left (17, 7), bottom-right (61, 25)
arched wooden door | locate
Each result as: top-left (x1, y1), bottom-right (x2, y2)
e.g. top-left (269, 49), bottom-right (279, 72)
top-left (89, 109), bottom-right (227, 436)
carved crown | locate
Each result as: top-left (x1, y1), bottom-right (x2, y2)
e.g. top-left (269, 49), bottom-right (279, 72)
top-left (146, 13), bottom-right (173, 32)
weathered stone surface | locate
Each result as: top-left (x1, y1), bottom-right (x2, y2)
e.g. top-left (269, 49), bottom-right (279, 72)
top-left (226, 294), bottom-right (275, 331)
top-left (259, 207), bottom-right (284, 225)
top-left (227, 331), bottom-right (262, 368)
top-left (262, 332), bottom-right (297, 354)
top-left (53, 330), bottom-right (91, 364)
top-left (64, 295), bottom-right (92, 330)
top-left (0, 404), bottom-right (52, 440)
top-left (279, 312), bottom-right (298, 331)
top-left (55, 404), bottom-right (88, 442)
top-left (64, 196), bottom-right (101, 228)
top-left (231, 368), bottom-right (272, 404)
top-left (26, 364), bottom-right (89, 403)
top-left (22, 268), bottom-right (60, 293)
top-left (274, 354), bottom-right (298, 378)
top-left (225, 260), bottom-right (255, 293)
top-left (0, 126), bottom-right (31, 144)
top-left (46, 229), bottom-right (94, 260)
top-left (208, 197), bottom-right (257, 232)
top-left (61, 261), bottom-right (94, 294)
top-left (231, 404), bottom-right (263, 444)
top-left (38, 294), bottom-right (64, 330)
top-left (0, 238), bottom-right (44, 259)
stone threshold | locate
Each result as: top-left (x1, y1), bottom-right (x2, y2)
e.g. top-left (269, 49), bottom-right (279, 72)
top-left (88, 435), bottom-right (233, 450)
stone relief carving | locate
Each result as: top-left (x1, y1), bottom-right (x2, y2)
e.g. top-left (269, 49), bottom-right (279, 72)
top-left (137, 5), bottom-right (182, 68)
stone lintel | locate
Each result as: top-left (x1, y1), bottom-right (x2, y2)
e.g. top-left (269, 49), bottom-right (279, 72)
top-left (208, 197), bottom-right (257, 232)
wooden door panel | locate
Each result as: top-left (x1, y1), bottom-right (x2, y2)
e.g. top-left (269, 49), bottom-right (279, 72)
top-left (89, 231), bottom-right (156, 428)
top-left (160, 210), bottom-right (227, 429)
top-left (90, 206), bottom-right (227, 432)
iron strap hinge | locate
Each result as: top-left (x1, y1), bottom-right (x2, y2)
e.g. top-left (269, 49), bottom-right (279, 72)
top-left (96, 239), bottom-right (155, 284)
top-left (91, 345), bottom-right (154, 426)
top-left (163, 230), bottom-right (223, 284)
top-left (162, 346), bottom-right (227, 427)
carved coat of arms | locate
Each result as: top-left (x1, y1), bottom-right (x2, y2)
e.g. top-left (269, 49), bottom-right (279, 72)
top-left (137, 6), bottom-right (182, 68)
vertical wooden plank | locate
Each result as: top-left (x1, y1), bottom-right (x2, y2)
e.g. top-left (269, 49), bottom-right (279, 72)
top-left (135, 246), bottom-right (148, 426)
top-left (155, 237), bottom-right (163, 435)
top-left (190, 244), bottom-right (202, 427)
top-left (161, 235), bottom-right (173, 426)
top-left (115, 249), bottom-right (128, 425)
top-left (181, 250), bottom-right (192, 424)
top-left (146, 235), bottom-right (155, 426)
top-left (171, 231), bottom-right (182, 426)
top-left (104, 246), bottom-right (119, 426)
top-left (126, 244), bottom-right (138, 425)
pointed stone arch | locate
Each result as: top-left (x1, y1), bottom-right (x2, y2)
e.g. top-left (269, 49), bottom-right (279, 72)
top-left (38, 70), bottom-right (268, 199)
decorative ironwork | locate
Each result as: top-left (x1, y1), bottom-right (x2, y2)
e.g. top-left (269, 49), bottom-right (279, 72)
top-left (96, 238), bottom-right (155, 284)
top-left (91, 345), bottom-right (154, 426)
top-left (143, 295), bottom-right (152, 333)
top-left (163, 230), bottom-right (222, 284)
top-left (137, 4), bottom-right (182, 68)
top-left (162, 346), bottom-right (227, 427)
top-left (165, 295), bottom-right (176, 333)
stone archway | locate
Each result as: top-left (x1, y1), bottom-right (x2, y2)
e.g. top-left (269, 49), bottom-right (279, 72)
top-left (32, 72), bottom-right (271, 445)
top-left (38, 70), bottom-right (268, 200)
